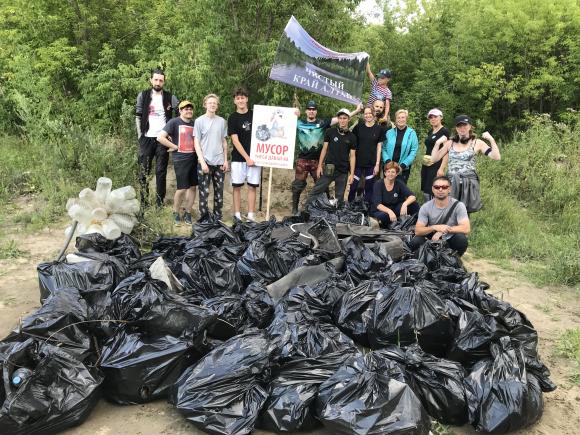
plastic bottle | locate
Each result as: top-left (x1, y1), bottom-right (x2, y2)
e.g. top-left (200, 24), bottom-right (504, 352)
top-left (12, 368), bottom-right (33, 388)
top-left (95, 177), bottom-right (113, 203)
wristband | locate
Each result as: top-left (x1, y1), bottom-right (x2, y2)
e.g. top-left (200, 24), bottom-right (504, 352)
top-left (484, 147), bottom-right (492, 156)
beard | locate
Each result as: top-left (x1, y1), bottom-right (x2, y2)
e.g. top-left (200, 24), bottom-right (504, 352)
top-left (152, 85), bottom-right (163, 92)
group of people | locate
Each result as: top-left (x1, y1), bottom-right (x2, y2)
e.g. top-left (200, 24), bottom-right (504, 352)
top-left (136, 66), bottom-right (501, 256)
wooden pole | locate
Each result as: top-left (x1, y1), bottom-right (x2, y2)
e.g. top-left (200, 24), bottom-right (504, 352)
top-left (265, 167), bottom-right (273, 220)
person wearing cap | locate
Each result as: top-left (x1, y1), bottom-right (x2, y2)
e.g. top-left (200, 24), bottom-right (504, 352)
top-left (371, 161), bottom-right (420, 227)
top-left (382, 109), bottom-right (419, 184)
top-left (420, 108), bottom-right (450, 202)
top-left (366, 62), bottom-right (392, 123)
top-left (430, 115), bottom-right (501, 213)
top-left (290, 99), bottom-right (361, 215)
top-left (157, 100), bottom-right (197, 225)
top-left (409, 175), bottom-right (470, 256)
top-left (228, 86), bottom-right (260, 222)
top-left (305, 108), bottom-right (357, 208)
top-left (135, 68), bottom-right (179, 207)
top-left (348, 106), bottom-right (383, 204)
top-left (194, 93), bottom-right (229, 221)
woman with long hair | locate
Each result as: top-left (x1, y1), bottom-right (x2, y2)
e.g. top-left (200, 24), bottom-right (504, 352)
top-left (431, 115), bottom-right (501, 212)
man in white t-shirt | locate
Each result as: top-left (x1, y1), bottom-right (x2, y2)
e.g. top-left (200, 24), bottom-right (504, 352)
top-left (135, 68), bottom-right (179, 207)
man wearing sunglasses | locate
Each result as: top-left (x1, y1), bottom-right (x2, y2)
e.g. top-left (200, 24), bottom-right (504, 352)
top-left (409, 175), bottom-right (470, 256)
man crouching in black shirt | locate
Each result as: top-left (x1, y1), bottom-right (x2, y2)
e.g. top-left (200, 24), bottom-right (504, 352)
top-left (305, 108), bottom-right (357, 208)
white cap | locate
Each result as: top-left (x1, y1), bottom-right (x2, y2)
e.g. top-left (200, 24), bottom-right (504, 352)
top-left (336, 108), bottom-right (351, 117)
top-left (427, 108), bottom-right (443, 118)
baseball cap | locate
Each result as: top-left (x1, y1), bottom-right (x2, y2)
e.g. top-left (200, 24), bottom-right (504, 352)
top-left (427, 108), bottom-right (443, 118)
top-left (306, 100), bottom-right (317, 109)
top-left (336, 108), bottom-right (351, 117)
top-left (377, 69), bottom-right (392, 78)
top-left (454, 114), bottom-right (472, 125)
top-left (179, 100), bottom-right (194, 110)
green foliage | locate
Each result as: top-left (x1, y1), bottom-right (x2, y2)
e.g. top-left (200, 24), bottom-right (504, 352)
top-left (0, 240), bottom-right (28, 259)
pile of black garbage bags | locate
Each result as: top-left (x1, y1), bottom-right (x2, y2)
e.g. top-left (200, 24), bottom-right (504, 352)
top-left (0, 204), bottom-right (556, 434)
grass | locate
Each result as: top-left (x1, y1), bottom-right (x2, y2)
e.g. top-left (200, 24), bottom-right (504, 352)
top-left (555, 328), bottom-right (580, 385)
top-left (0, 240), bottom-right (28, 259)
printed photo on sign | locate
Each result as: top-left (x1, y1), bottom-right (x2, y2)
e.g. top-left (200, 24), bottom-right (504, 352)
top-left (250, 105), bottom-right (297, 169)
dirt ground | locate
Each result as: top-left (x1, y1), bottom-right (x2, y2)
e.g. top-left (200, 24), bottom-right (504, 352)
top-left (0, 169), bottom-right (578, 435)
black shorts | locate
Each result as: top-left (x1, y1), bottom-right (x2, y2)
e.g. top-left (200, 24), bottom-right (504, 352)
top-left (173, 154), bottom-right (198, 189)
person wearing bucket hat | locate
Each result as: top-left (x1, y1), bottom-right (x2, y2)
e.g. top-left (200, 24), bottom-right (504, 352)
top-left (366, 61), bottom-right (392, 123)
top-left (305, 108), bottom-right (357, 208)
top-left (290, 98), bottom-right (362, 215)
top-left (420, 108), bottom-right (450, 202)
top-left (430, 115), bottom-right (501, 213)
top-left (157, 100), bottom-right (197, 226)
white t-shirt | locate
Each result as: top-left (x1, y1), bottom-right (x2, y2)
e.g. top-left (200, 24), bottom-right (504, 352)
top-left (146, 93), bottom-right (166, 137)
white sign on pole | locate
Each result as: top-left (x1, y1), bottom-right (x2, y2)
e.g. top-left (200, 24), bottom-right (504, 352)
top-left (250, 105), bottom-right (297, 170)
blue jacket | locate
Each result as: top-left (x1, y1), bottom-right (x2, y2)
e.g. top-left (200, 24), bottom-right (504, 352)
top-left (382, 127), bottom-right (419, 169)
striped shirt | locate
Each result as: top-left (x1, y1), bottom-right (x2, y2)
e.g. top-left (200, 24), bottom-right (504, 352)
top-left (367, 79), bottom-right (392, 107)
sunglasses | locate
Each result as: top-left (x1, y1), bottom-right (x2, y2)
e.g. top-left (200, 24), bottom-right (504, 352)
top-left (306, 108), bottom-right (317, 111)
top-left (433, 185), bottom-right (450, 190)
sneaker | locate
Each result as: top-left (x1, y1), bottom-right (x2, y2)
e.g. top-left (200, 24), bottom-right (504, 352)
top-left (246, 213), bottom-right (256, 222)
top-left (183, 212), bottom-right (192, 225)
top-left (173, 212), bottom-right (182, 226)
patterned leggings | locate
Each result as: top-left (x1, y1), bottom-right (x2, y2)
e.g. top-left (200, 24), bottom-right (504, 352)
top-left (197, 164), bottom-right (225, 218)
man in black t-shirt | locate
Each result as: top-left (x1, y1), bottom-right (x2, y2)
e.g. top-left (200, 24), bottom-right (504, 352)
top-left (306, 108), bottom-right (357, 208)
top-left (228, 87), bottom-right (260, 221)
top-left (157, 100), bottom-right (197, 225)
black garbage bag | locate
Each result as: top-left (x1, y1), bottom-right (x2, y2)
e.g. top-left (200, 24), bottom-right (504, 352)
top-left (268, 291), bottom-right (356, 361)
top-left (315, 351), bottom-right (431, 434)
top-left (238, 234), bottom-right (312, 285)
top-left (417, 239), bottom-right (464, 271)
top-left (464, 336), bottom-right (544, 433)
top-left (233, 217), bottom-right (277, 242)
top-left (109, 271), bottom-right (217, 337)
top-left (191, 215), bottom-right (241, 247)
top-left (243, 281), bottom-right (275, 328)
top-left (38, 252), bottom-right (127, 314)
top-left (257, 350), bottom-right (355, 432)
top-left (447, 309), bottom-right (506, 365)
top-left (172, 329), bottom-right (272, 435)
top-left (180, 246), bottom-right (244, 298)
top-left (387, 213), bottom-right (417, 231)
top-left (379, 344), bottom-right (468, 425)
top-left (309, 269), bottom-right (354, 310)
top-left (75, 233), bottom-right (141, 264)
top-left (369, 282), bottom-right (454, 356)
top-left (202, 294), bottom-right (250, 333)
top-left (341, 236), bottom-right (391, 284)
top-left (385, 259), bottom-right (428, 284)
top-left (151, 236), bottom-right (190, 261)
top-left (2, 287), bottom-right (93, 361)
top-left (0, 339), bottom-right (103, 435)
top-left (305, 193), bottom-right (368, 225)
top-left (99, 326), bottom-right (209, 404)
top-left (333, 280), bottom-right (381, 347)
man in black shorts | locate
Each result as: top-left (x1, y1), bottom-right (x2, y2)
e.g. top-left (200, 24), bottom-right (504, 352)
top-left (157, 100), bottom-right (197, 225)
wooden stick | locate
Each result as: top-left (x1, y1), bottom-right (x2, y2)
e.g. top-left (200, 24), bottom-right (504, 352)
top-left (266, 167), bottom-right (273, 220)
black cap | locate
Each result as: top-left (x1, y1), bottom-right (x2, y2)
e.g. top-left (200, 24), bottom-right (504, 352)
top-left (306, 100), bottom-right (317, 109)
top-left (377, 69), bottom-right (392, 78)
top-left (454, 114), bottom-right (472, 125)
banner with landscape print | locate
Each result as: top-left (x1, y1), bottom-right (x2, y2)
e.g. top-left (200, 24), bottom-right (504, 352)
top-left (270, 16), bottom-right (369, 105)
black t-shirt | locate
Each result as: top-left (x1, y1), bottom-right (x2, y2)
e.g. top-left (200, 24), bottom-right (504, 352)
top-left (352, 119), bottom-right (383, 168)
top-left (393, 127), bottom-right (407, 165)
top-left (323, 127), bottom-right (357, 173)
top-left (424, 126), bottom-right (450, 154)
top-left (371, 178), bottom-right (414, 213)
top-left (162, 117), bottom-right (195, 161)
top-left (228, 110), bottom-right (253, 162)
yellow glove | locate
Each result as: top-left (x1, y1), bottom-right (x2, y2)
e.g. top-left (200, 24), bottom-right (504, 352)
top-left (422, 155), bottom-right (433, 166)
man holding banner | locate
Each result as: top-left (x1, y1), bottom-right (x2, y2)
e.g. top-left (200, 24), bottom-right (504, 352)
top-left (305, 108), bottom-right (357, 208)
